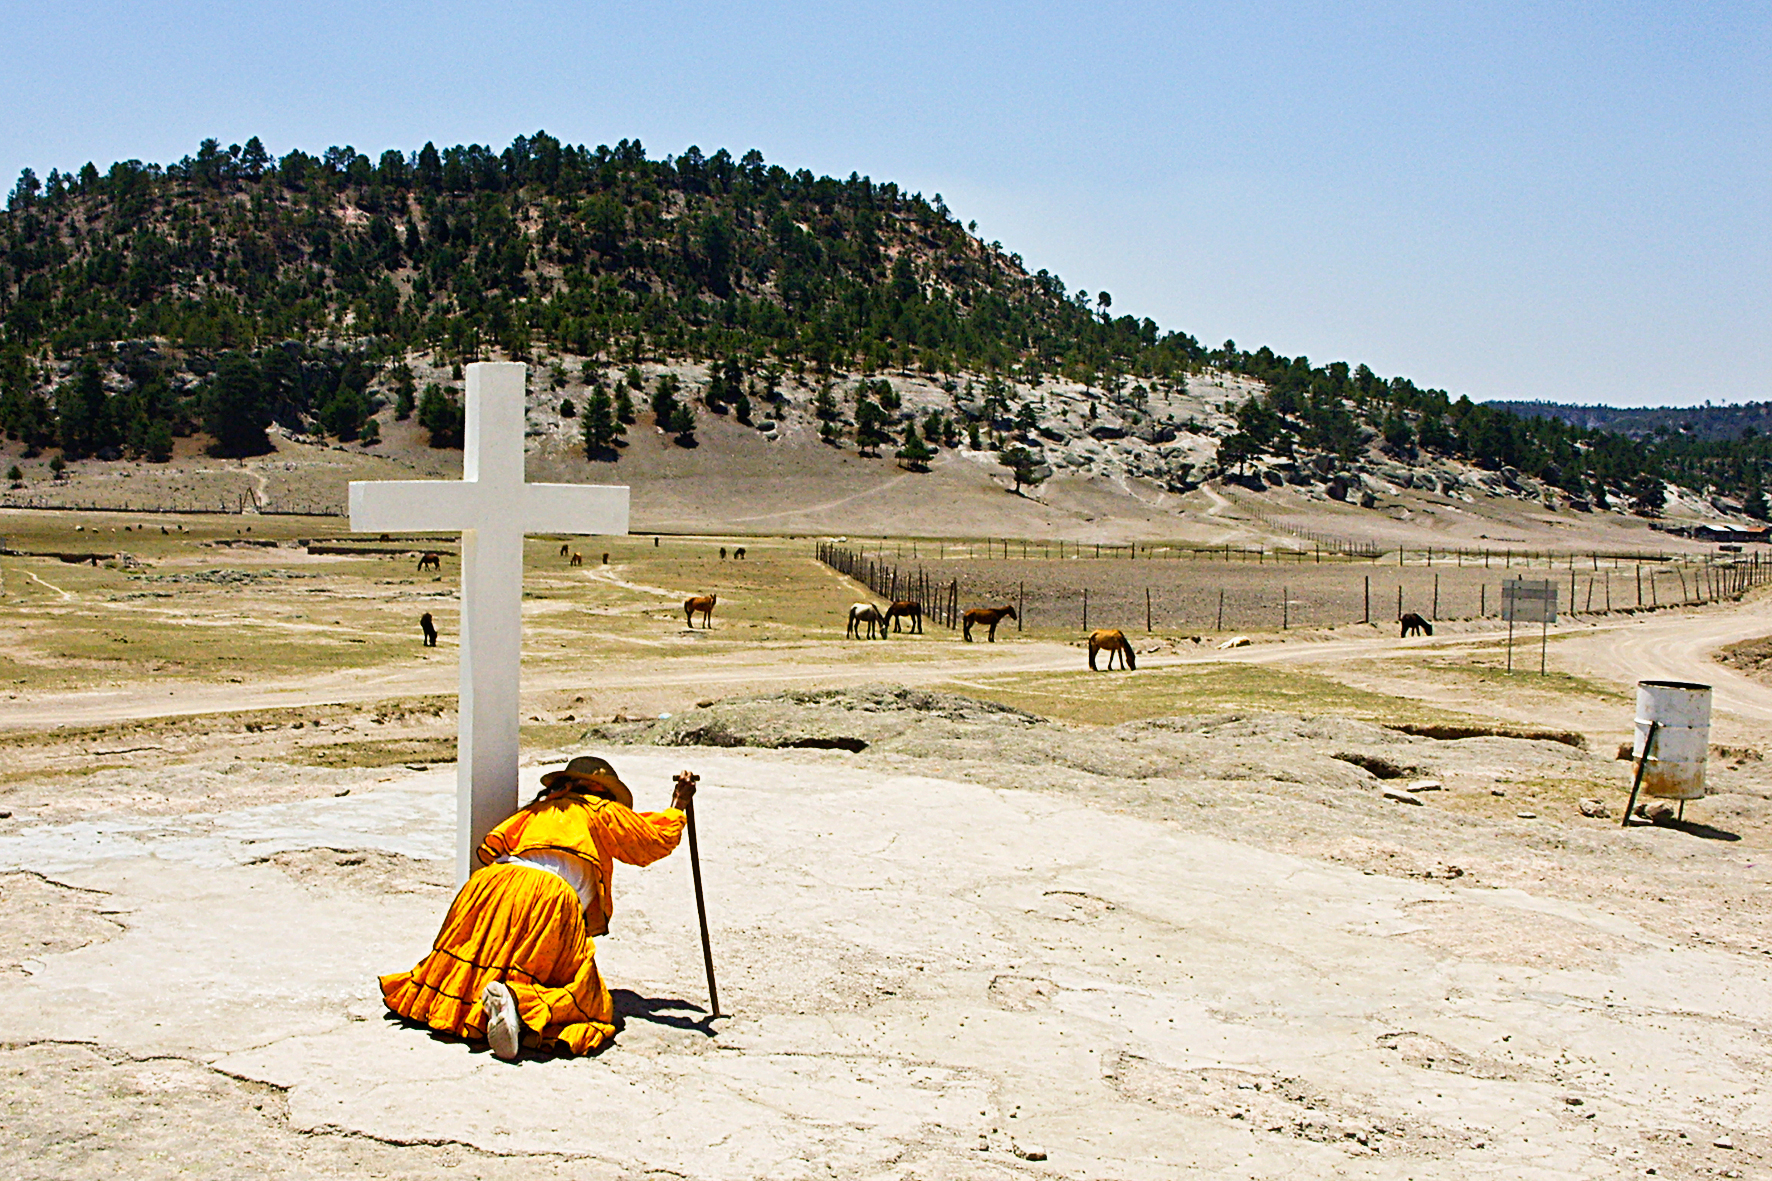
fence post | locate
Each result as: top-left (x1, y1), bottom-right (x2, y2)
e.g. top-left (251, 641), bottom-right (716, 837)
top-left (1146, 588), bottom-right (1152, 632)
top-left (1216, 587), bottom-right (1224, 631)
top-left (1364, 576), bottom-right (1370, 625)
top-left (1397, 585), bottom-right (1403, 619)
top-left (1433, 573), bottom-right (1439, 619)
top-left (1082, 588), bottom-right (1088, 630)
top-left (1282, 586), bottom-right (1288, 630)
top-left (1018, 581), bottom-right (1024, 631)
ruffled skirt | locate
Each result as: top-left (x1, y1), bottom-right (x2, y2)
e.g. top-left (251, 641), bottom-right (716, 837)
top-left (380, 861), bottom-right (615, 1054)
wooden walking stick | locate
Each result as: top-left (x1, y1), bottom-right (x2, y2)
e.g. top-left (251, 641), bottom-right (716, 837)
top-left (676, 770), bottom-right (720, 1019)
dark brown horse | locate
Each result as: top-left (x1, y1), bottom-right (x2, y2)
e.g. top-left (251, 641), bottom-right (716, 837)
top-left (416, 552), bottom-right (442, 572)
top-left (1400, 612), bottom-right (1433, 637)
top-left (420, 612), bottom-right (438, 647)
top-left (962, 604), bottom-right (1018, 642)
top-left (885, 600), bottom-right (923, 634)
top-left (1087, 628), bottom-right (1135, 670)
top-left (685, 594), bottom-right (717, 628)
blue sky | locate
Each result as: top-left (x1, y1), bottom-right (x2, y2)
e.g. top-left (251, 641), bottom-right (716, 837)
top-left (3, 1), bottom-right (1766, 407)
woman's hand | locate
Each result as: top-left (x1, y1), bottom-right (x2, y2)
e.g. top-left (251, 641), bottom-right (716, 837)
top-left (671, 770), bottom-right (699, 812)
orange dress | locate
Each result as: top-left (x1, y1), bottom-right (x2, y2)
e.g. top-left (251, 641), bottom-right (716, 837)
top-left (380, 793), bottom-right (685, 1054)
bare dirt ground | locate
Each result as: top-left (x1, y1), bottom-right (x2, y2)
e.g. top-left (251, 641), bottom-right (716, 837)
top-left (2, 509), bottom-right (1770, 1178)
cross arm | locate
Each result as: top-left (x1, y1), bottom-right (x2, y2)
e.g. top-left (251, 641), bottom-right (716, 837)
top-left (349, 480), bottom-right (480, 534)
top-left (519, 483), bottom-right (630, 537)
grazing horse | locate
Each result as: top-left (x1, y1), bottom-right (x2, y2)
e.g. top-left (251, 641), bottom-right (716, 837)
top-left (1087, 628), bottom-right (1136, 670)
top-left (419, 612), bottom-right (438, 647)
top-left (570, 552), bottom-right (583, 567)
top-left (962, 604), bottom-right (1018, 643)
top-left (559, 543), bottom-right (570, 558)
top-left (1400, 612), bottom-right (1433, 637)
top-left (684, 594), bottom-right (717, 628)
top-left (847, 602), bottom-right (888, 639)
top-left (885, 600), bottom-right (923, 634)
top-left (416, 552), bottom-right (442, 572)
top-left (719, 547), bottom-right (727, 560)
top-left (733, 546), bottom-right (746, 560)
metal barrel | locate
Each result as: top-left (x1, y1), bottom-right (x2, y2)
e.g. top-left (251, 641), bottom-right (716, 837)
top-left (1633, 680), bottom-right (1712, 800)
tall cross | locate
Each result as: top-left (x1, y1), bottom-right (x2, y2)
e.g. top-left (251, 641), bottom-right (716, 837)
top-left (350, 362), bottom-right (629, 881)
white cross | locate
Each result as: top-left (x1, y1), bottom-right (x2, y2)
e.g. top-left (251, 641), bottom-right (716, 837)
top-left (350, 362), bottom-right (629, 881)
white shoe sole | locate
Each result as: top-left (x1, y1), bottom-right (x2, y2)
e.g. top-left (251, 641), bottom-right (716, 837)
top-left (481, 980), bottom-right (521, 1060)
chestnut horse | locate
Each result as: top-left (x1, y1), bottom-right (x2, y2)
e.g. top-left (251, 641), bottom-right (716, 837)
top-left (1087, 628), bottom-right (1136, 670)
top-left (962, 604), bottom-right (1018, 642)
top-left (416, 552), bottom-right (442, 572)
top-left (885, 600), bottom-right (923, 634)
top-left (846, 602), bottom-right (888, 639)
top-left (684, 594), bottom-right (717, 628)
top-left (570, 552), bottom-right (583, 567)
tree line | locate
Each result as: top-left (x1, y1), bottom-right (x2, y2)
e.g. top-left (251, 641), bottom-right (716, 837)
top-left (1, 132), bottom-right (1765, 509)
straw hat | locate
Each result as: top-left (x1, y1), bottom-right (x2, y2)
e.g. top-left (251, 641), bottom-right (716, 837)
top-left (539, 756), bottom-right (633, 809)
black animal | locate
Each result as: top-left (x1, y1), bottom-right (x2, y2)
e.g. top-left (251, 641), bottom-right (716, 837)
top-left (1400, 612), bottom-right (1433, 637)
top-left (733, 546), bottom-right (746, 559)
top-left (720, 547), bottom-right (727, 560)
top-left (420, 612), bottom-right (438, 647)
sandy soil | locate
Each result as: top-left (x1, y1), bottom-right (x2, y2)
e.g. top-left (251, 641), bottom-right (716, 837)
top-left (3, 507), bottom-right (1771, 1178)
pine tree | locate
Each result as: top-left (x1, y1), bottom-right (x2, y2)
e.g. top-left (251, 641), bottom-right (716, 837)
top-left (417, 382), bottom-right (464, 449)
top-left (203, 352), bottom-right (274, 456)
top-left (896, 421), bottom-right (935, 471)
top-left (581, 388), bottom-right (618, 458)
top-left (391, 362), bottom-right (416, 420)
top-left (999, 445), bottom-right (1044, 494)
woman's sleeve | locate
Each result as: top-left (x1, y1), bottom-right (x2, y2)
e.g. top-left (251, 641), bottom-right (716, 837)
top-left (600, 805), bottom-right (686, 866)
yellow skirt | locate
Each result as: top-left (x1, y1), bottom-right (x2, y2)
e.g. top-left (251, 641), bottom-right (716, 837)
top-left (380, 862), bottom-right (615, 1055)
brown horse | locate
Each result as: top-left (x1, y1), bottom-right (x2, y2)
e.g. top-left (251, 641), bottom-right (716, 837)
top-left (962, 604), bottom-right (1018, 642)
top-left (1087, 629), bottom-right (1136, 670)
top-left (885, 600), bottom-right (923, 634)
top-left (559, 543), bottom-right (570, 558)
top-left (419, 612), bottom-right (438, 647)
top-left (416, 552), bottom-right (442, 572)
top-left (570, 552), bottom-right (583, 567)
top-left (1400, 612), bottom-right (1433, 637)
top-left (684, 594), bottom-right (717, 628)
top-left (733, 546), bottom-right (746, 560)
top-left (847, 602), bottom-right (888, 639)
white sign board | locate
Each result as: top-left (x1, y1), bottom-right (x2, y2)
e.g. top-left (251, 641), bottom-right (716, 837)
top-left (1502, 578), bottom-right (1558, 624)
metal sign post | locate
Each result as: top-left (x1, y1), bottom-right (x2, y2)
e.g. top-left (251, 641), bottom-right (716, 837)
top-left (1501, 579), bottom-right (1558, 675)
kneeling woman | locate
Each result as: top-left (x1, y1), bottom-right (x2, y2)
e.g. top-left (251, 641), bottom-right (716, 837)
top-left (381, 757), bottom-right (693, 1059)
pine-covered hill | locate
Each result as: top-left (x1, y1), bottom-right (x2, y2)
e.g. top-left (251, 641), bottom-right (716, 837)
top-left (1488, 400), bottom-right (1772, 444)
top-left (0, 131), bottom-right (1767, 517)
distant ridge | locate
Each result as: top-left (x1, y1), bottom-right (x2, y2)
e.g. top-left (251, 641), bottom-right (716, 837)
top-left (1488, 400), bottom-right (1772, 443)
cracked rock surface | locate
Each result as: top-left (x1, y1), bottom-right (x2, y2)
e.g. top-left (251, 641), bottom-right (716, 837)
top-left (2, 693), bottom-right (1768, 1178)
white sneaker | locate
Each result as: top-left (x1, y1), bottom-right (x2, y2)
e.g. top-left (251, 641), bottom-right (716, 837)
top-left (481, 980), bottom-right (521, 1060)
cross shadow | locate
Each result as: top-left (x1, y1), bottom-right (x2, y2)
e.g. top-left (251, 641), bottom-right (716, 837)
top-left (611, 988), bottom-right (721, 1036)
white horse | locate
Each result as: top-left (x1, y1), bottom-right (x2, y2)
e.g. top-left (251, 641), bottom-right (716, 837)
top-left (846, 602), bottom-right (888, 639)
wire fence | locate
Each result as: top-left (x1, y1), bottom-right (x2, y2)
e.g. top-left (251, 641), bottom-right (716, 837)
top-left (815, 538), bottom-right (1771, 635)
